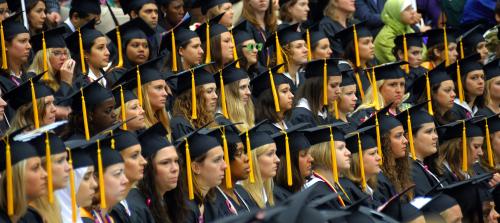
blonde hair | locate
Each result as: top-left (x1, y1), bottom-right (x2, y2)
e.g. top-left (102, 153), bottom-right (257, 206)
top-left (8, 97), bottom-right (49, 134)
top-left (241, 144), bottom-right (276, 208)
top-left (219, 80), bottom-right (255, 132)
top-left (483, 77), bottom-right (499, 107)
top-left (0, 160), bottom-right (28, 222)
top-left (345, 152), bottom-right (377, 192)
top-left (134, 82), bottom-right (171, 134)
top-left (310, 142), bottom-right (333, 172)
top-left (437, 138), bottom-right (475, 181)
top-left (173, 86), bottom-right (216, 129)
top-left (28, 48), bottom-right (72, 92)
top-left (352, 80), bottom-right (385, 114)
top-left (30, 155), bottom-right (63, 223)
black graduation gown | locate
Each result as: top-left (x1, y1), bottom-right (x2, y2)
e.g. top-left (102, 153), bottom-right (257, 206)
top-left (284, 70), bottom-right (306, 93)
top-left (18, 207), bottom-right (43, 223)
top-left (318, 17), bottom-right (354, 56)
top-left (477, 107), bottom-right (496, 117)
top-left (110, 188), bottom-right (155, 223)
top-left (215, 114), bottom-right (240, 134)
top-left (185, 198), bottom-right (224, 223)
top-left (211, 185), bottom-right (259, 218)
top-left (348, 107), bottom-right (376, 128)
top-left (272, 185), bottom-right (292, 204)
top-left (243, 22), bottom-right (270, 68)
top-left (288, 107), bottom-right (332, 127)
top-left (473, 163), bottom-right (494, 202)
top-left (104, 67), bottom-right (128, 89)
top-left (338, 177), bottom-right (380, 209)
top-left (406, 66), bottom-right (427, 98)
top-left (0, 210), bottom-right (11, 223)
top-left (333, 119), bottom-right (357, 134)
top-left (254, 120), bottom-right (291, 135)
top-left (170, 115), bottom-right (195, 141)
top-left (305, 180), bottom-right (344, 210)
top-left (448, 103), bottom-right (473, 120)
top-left (59, 22), bottom-right (74, 38)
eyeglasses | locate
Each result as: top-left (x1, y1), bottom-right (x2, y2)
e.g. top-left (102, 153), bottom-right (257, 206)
top-left (242, 43), bottom-right (263, 52)
top-left (0, 9), bottom-right (10, 15)
top-left (52, 51), bottom-right (69, 58)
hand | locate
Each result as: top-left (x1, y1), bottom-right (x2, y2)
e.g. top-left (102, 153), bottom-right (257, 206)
top-left (60, 59), bottom-right (75, 85)
top-left (489, 173), bottom-right (500, 188)
top-left (419, 25), bottom-right (432, 32)
top-left (47, 11), bottom-right (61, 24)
top-left (487, 204), bottom-right (499, 223)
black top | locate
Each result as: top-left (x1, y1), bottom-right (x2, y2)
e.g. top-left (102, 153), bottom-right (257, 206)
top-left (18, 207), bottom-right (44, 223)
top-left (170, 115), bottom-right (195, 142)
top-left (110, 188), bottom-right (156, 223)
top-left (273, 184), bottom-right (293, 204)
top-left (288, 107), bottom-right (332, 127)
top-left (242, 21), bottom-right (270, 67)
top-left (319, 17), bottom-right (354, 56)
top-left (338, 177), bottom-right (380, 209)
top-left (0, 210), bottom-right (11, 223)
top-left (185, 197), bottom-right (223, 223)
top-left (211, 185), bottom-right (259, 217)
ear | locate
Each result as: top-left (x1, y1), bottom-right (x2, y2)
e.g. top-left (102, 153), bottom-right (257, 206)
top-left (178, 46), bottom-right (184, 57)
top-left (433, 48), bottom-right (441, 58)
top-left (397, 49), bottom-right (404, 60)
top-left (130, 10), bottom-right (139, 19)
top-left (191, 161), bottom-right (202, 175)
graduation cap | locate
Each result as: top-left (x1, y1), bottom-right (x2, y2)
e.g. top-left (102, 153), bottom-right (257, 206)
top-left (200, 0), bottom-right (229, 15)
top-left (271, 123), bottom-right (311, 186)
top-left (394, 102), bottom-right (431, 160)
top-left (138, 122), bottom-right (172, 158)
top-left (304, 58), bottom-right (342, 106)
top-left (484, 58), bottom-right (499, 81)
top-left (6, 0), bottom-right (37, 12)
top-left (340, 67), bottom-right (357, 87)
top-left (120, 0), bottom-right (156, 15)
top-left (264, 23), bottom-right (303, 72)
top-left (160, 14), bottom-right (197, 72)
top-left (231, 20), bottom-right (253, 46)
top-left (195, 12), bottom-right (228, 63)
top-left (0, 128), bottom-right (39, 216)
top-left (30, 27), bottom-right (67, 76)
top-left (250, 64), bottom-right (291, 112)
top-left (303, 23), bottom-right (327, 61)
top-left (423, 28), bottom-right (457, 66)
top-left (64, 19), bottom-right (103, 74)
top-left (394, 33), bottom-right (423, 73)
top-left (1, 12), bottom-right (25, 69)
top-left (174, 63), bottom-right (214, 119)
top-left (3, 71), bottom-right (52, 129)
top-left (474, 114), bottom-right (500, 168)
top-left (345, 125), bottom-right (377, 190)
top-left (366, 61), bottom-right (407, 110)
top-left (176, 123), bottom-right (221, 199)
top-left (106, 17), bottom-right (155, 60)
top-left (301, 123), bottom-right (346, 183)
top-left (111, 79), bottom-right (138, 130)
top-left (334, 21), bottom-right (371, 67)
top-left (70, 0), bottom-right (101, 15)
top-left (408, 62), bottom-right (450, 115)
top-left (239, 120), bottom-right (274, 183)
top-left (457, 24), bottom-right (488, 59)
top-left (214, 60), bottom-right (248, 118)
top-left (377, 184), bottom-right (422, 222)
top-left (446, 53), bottom-right (482, 103)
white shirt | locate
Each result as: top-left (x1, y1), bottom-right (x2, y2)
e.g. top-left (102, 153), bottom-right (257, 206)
top-left (453, 98), bottom-right (478, 116)
top-left (64, 18), bottom-right (76, 32)
top-left (296, 98), bottom-right (328, 119)
top-left (87, 69), bottom-right (107, 88)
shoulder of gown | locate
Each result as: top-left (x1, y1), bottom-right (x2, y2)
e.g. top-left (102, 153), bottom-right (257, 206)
top-left (0, 209), bottom-right (11, 223)
top-left (234, 185), bottom-right (260, 211)
top-left (18, 207), bottom-right (43, 223)
top-left (305, 181), bottom-right (343, 210)
top-left (170, 116), bottom-right (195, 141)
top-left (288, 107), bottom-right (317, 127)
top-left (272, 185), bottom-right (292, 205)
top-left (111, 188), bottom-right (155, 223)
top-left (349, 107), bottom-right (376, 127)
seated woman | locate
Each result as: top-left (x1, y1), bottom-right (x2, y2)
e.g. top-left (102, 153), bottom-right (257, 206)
top-left (458, 25), bottom-right (490, 64)
top-left (200, 0), bottom-right (234, 28)
top-left (478, 59), bottom-right (500, 116)
top-left (232, 20), bottom-right (262, 78)
top-left (392, 33), bottom-right (427, 91)
top-left (421, 28), bottom-right (459, 70)
top-left (279, 0), bottom-right (309, 27)
top-left (335, 68), bottom-right (358, 133)
top-left (307, 25), bottom-right (333, 60)
top-left (111, 82), bottom-right (146, 132)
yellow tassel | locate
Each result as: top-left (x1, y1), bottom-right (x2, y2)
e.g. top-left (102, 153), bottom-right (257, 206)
top-left (353, 24), bottom-right (360, 68)
top-left (78, 28), bottom-right (86, 74)
top-left (371, 68), bottom-right (380, 110)
top-left (357, 133), bottom-right (366, 190)
top-left (119, 86), bottom-right (127, 130)
top-left (275, 32), bottom-right (285, 73)
top-left (116, 27), bottom-right (123, 68)
top-left (185, 139), bottom-right (194, 200)
top-left (109, 130), bottom-right (115, 150)
top-left (485, 118), bottom-right (494, 167)
top-left (456, 61), bottom-right (464, 103)
top-left (205, 22), bottom-right (211, 64)
top-left (355, 72), bottom-right (365, 101)
top-left (407, 112), bottom-right (416, 160)
top-left (5, 138), bottom-right (13, 216)
top-left (0, 22), bottom-right (7, 69)
top-left (245, 131), bottom-right (255, 183)
top-left (136, 65), bottom-right (143, 107)
top-left (375, 114), bottom-right (383, 165)
top-left (459, 40), bottom-right (464, 60)
top-left (42, 31), bottom-right (48, 80)
top-left (283, 131), bottom-right (292, 186)
top-left (329, 127), bottom-right (339, 183)
top-left (443, 27), bottom-right (450, 66)
top-left (403, 33), bottom-right (409, 74)
top-left (30, 79), bottom-right (40, 129)
top-left (221, 128), bottom-right (232, 189)
top-left (219, 70), bottom-right (228, 118)
top-left (269, 69), bottom-right (280, 112)
top-left (190, 69), bottom-right (197, 119)
top-left (81, 88), bottom-right (90, 141)
top-left (425, 73), bottom-right (434, 115)
top-left (323, 59), bottom-right (328, 106)
top-left (333, 100), bottom-right (339, 119)
top-left (45, 132), bottom-right (54, 204)
top-left (97, 140), bottom-right (107, 209)
top-left (68, 150), bottom-right (77, 223)
top-left (171, 31), bottom-right (177, 72)
top-left (306, 29), bottom-right (312, 61)
top-left (462, 121), bottom-right (467, 172)
top-left (231, 31), bottom-right (239, 68)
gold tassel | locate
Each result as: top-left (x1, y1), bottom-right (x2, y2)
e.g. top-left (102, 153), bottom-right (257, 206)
top-left (269, 69), bottom-right (280, 112)
top-left (459, 40), bottom-right (464, 59)
top-left (375, 113), bottom-right (383, 165)
top-left (275, 33), bottom-right (285, 73)
top-left (0, 22), bottom-right (7, 69)
top-left (329, 127), bottom-right (339, 183)
top-left (403, 33), bottom-right (409, 74)
top-left (357, 133), bottom-right (366, 190)
top-left (231, 31), bottom-right (239, 68)
top-left (484, 118), bottom-right (494, 167)
top-left (283, 131), bottom-right (292, 186)
top-left (5, 138), bottom-right (13, 216)
top-left (443, 27), bottom-right (450, 66)
top-left (109, 130), bottom-right (115, 150)
top-left (78, 28), bottom-right (86, 74)
top-left (462, 121), bottom-right (467, 172)
top-left (68, 150), bottom-right (77, 223)
top-left (425, 73), bottom-right (434, 115)
top-left (42, 31), bottom-right (48, 79)
top-left (306, 28), bottom-right (312, 61)
top-left (136, 65), bottom-right (143, 107)
top-left (81, 88), bottom-right (90, 141)
top-left (116, 27), bottom-right (123, 68)
top-left (30, 79), bottom-right (40, 129)
top-left (190, 69), bottom-right (197, 119)
top-left (219, 70), bottom-right (228, 118)
top-left (407, 111), bottom-right (416, 160)
top-left (45, 132), bottom-right (54, 204)
top-left (456, 61), bottom-right (464, 103)
top-left (205, 22), bottom-right (211, 63)
top-left (355, 72), bottom-right (365, 101)
top-left (221, 128), bottom-right (232, 189)
top-left (333, 100), bottom-right (339, 119)
top-left (185, 139), bottom-right (194, 200)
top-left (171, 31), bottom-right (177, 72)
top-left (119, 86), bottom-right (127, 130)
top-left (371, 68), bottom-right (380, 110)
top-left (245, 131), bottom-right (255, 183)
top-left (97, 140), bottom-right (107, 208)
top-left (323, 59), bottom-right (328, 106)
top-left (353, 24), bottom-right (361, 68)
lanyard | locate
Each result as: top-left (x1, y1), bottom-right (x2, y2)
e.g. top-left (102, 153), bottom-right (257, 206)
top-left (216, 186), bottom-right (251, 215)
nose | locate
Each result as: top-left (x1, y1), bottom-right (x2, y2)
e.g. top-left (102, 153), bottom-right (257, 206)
top-left (90, 177), bottom-right (98, 189)
top-left (41, 168), bottom-right (48, 179)
top-left (140, 154), bottom-right (147, 166)
top-left (275, 155), bottom-right (280, 164)
top-left (0, 97), bottom-right (7, 107)
top-left (138, 105), bottom-right (145, 115)
top-left (221, 160), bottom-right (227, 170)
top-left (477, 148), bottom-right (484, 156)
top-left (122, 175), bottom-right (129, 185)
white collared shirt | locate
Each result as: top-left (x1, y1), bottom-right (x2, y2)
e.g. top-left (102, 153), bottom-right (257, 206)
top-left (64, 18), bottom-right (76, 32)
top-left (88, 69), bottom-right (107, 88)
top-left (453, 98), bottom-right (478, 116)
top-left (296, 98), bottom-right (328, 119)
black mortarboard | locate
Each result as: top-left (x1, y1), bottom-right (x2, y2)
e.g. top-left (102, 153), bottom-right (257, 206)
top-left (264, 23), bottom-right (303, 49)
top-left (111, 78), bottom-right (138, 109)
top-left (138, 123), bottom-right (172, 158)
top-left (121, 0), bottom-right (156, 15)
top-left (334, 21), bottom-right (372, 48)
top-left (200, 0), bottom-right (229, 14)
top-left (301, 123), bottom-right (347, 145)
top-left (457, 24), bottom-right (488, 58)
top-left (438, 118), bottom-right (483, 141)
top-left (65, 139), bottom-right (95, 169)
top-left (240, 120), bottom-right (274, 150)
top-left (359, 103), bottom-right (402, 136)
top-left (0, 130), bottom-right (39, 173)
top-left (484, 58), bottom-right (499, 81)
top-left (174, 63), bottom-right (215, 94)
top-left (368, 61), bottom-right (407, 80)
top-left (250, 64), bottom-right (291, 98)
top-left (427, 62), bottom-right (451, 85)
top-left (6, 0), bottom-right (37, 12)
top-left (394, 32), bottom-right (423, 52)
top-left (424, 28), bottom-right (457, 49)
top-left (378, 185), bottom-right (422, 222)
top-left (30, 26), bottom-right (67, 53)
top-left (272, 123), bottom-right (311, 156)
top-left (106, 18), bottom-right (155, 50)
top-left (232, 20), bottom-right (253, 46)
top-left (3, 71), bottom-right (53, 109)
top-left (303, 23), bottom-right (328, 48)
top-left (304, 58), bottom-right (342, 78)
top-left (195, 12), bottom-right (228, 43)
top-left (345, 125), bottom-right (377, 154)
top-left (214, 59), bottom-right (249, 87)
top-left (114, 56), bottom-right (166, 89)
top-left (395, 102), bottom-right (433, 132)
top-left (69, 77), bottom-right (113, 112)
top-left (70, 0), bottom-right (101, 15)
top-left (407, 63), bottom-right (450, 111)
top-left (2, 12), bottom-right (28, 39)
top-left (113, 129), bottom-right (140, 152)
top-left (160, 15), bottom-right (197, 51)
top-left (340, 62), bottom-right (356, 87)
top-left (65, 20), bottom-right (103, 55)
top-left (88, 136), bottom-right (124, 169)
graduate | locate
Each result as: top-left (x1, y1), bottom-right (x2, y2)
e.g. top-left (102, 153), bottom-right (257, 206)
top-left (231, 20), bottom-right (262, 78)
top-left (478, 59), bottom-right (500, 116)
top-left (304, 24), bottom-right (333, 60)
top-left (252, 64), bottom-right (294, 135)
top-left (272, 123), bottom-right (313, 203)
top-left (474, 115), bottom-right (500, 172)
top-left (170, 63), bottom-right (217, 141)
top-left (392, 33), bottom-right (427, 91)
top-left (421, 28), bottom-right (459, 70)
top-left (240, 120), bottom-right (280, 209)
top-left (59, 0), bottom-right (101, 36)
top-left (6, 0), bottom-right (46, 35)
top-left (0, 0), bottom-right (8, 21)
top-left (457, 24), bottom-right (491, 64)
top-left (279, 0), bottom-right (310, 27)
top-left (200, 0), bottom-right (234, 28)
top-left (214, 60), bottom-right (254, 132)
top-left (335, 67), bottom-right (358, 133)
top-left (319, 0), bottom-right (356, 56)
top-left (111, 80), bottom-right (146, 132)
top-left (288, 58), bottom-right (342, 127)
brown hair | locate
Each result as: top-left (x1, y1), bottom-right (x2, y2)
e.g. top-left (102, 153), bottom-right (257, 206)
top-left (241, 0), bottom-right (277, 33)
top-left (173, 86), bottom-right (216, 129)
top-left (380, 133), bottom-right (414, 200)
top-left (275, 149), bottom-right (307, 193)
top-left (205, 34), bottom-right (225, 73)
top-left (293, 76), bottom-right (324, 123)
top-left (345, 152), bottom-right (378, 192)
top-left (8, 97), bottom-right (50, 133)
top-left (436, 138), bottom-right (475, 181)
top-left (279, 0), bottom-right (299, 23)
top-left (0, 160), bottom-right (28, 222)
top-left (218, 80), bottom-right (255, 132)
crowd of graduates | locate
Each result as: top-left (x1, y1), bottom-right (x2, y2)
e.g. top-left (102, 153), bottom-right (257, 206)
top-left (0, 0), bottom-right (498, 222)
